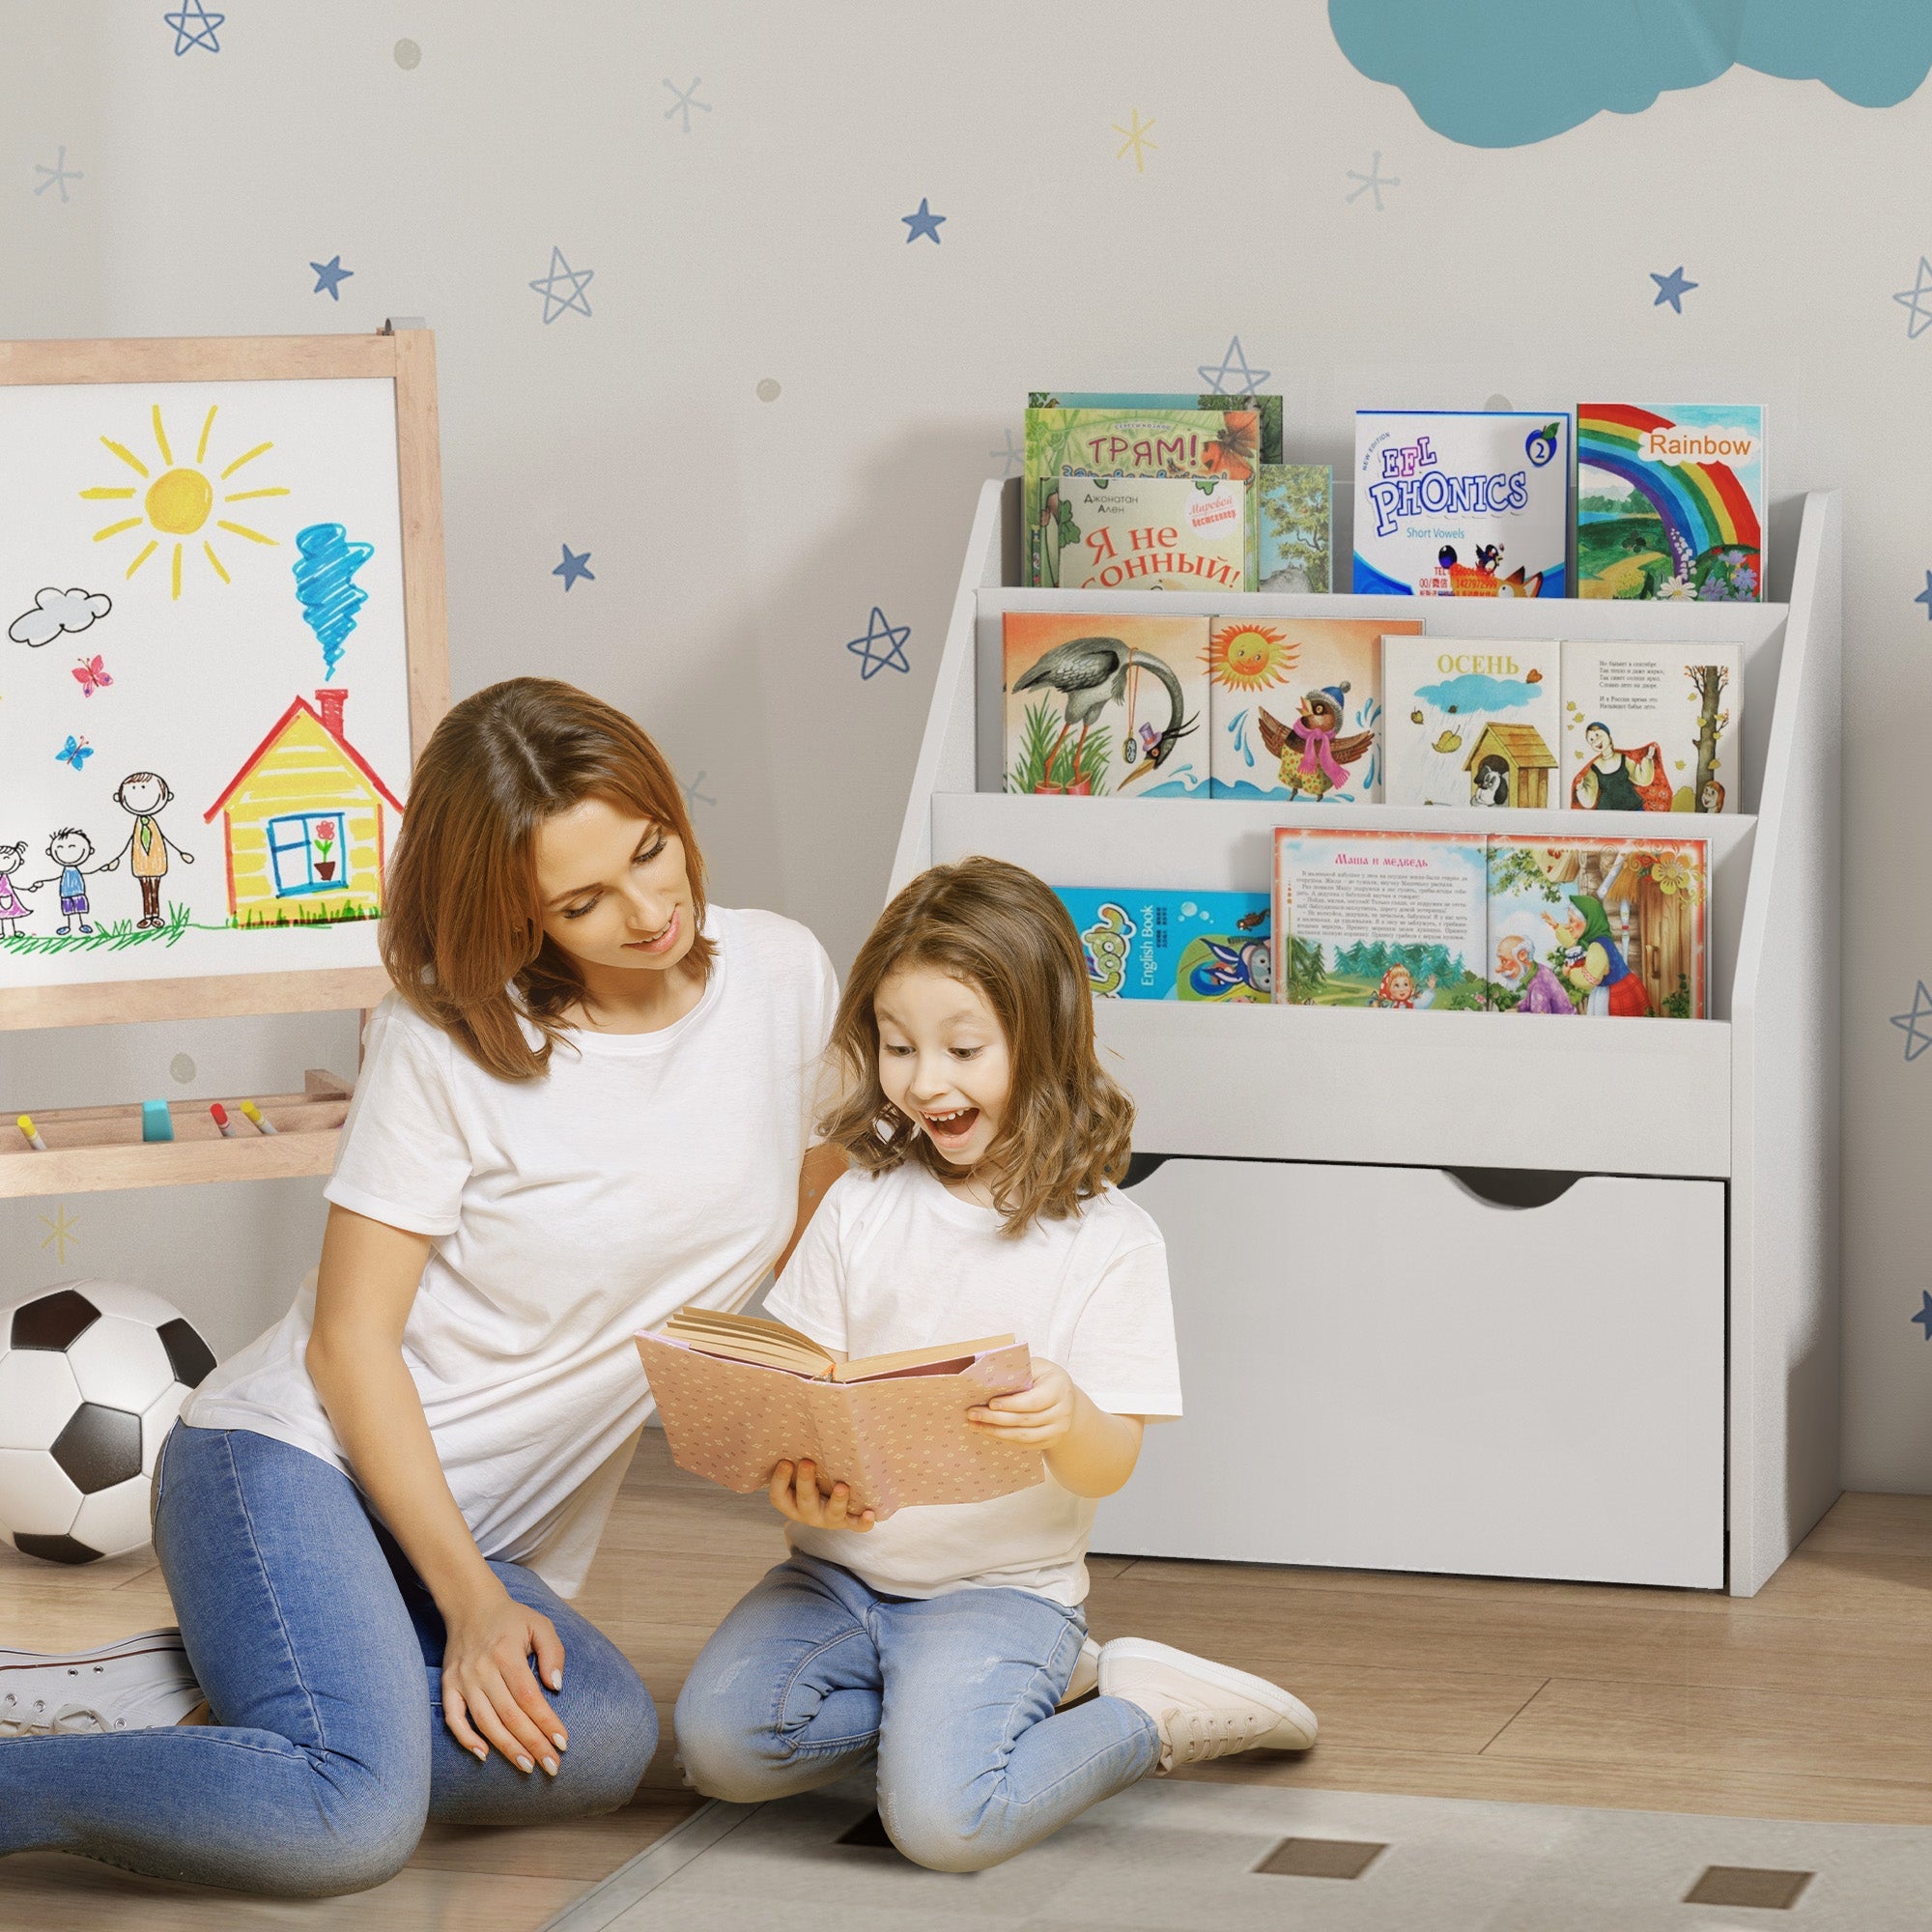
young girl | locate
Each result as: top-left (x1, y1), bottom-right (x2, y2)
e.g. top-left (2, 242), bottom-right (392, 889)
top-left (674, 857), bottom-right (1316, 1873)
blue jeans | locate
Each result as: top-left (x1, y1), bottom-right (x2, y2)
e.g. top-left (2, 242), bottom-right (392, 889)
top-left (0, 1425), bottom-right (658, 1896)
top-left (674, 1553), bottom-right (1160, 1872)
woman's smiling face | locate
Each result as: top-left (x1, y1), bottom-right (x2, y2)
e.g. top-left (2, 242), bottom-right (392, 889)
top-left (533, 796), bottom-right (696, 977)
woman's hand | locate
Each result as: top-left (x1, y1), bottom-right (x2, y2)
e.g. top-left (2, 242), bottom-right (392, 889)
top-left (439, 1581), bottom-right (571, 1776)
top-left (968, 1358), bottom-right (1077, 1449)
top-left (768, 1458), bottom-right (874, 1532)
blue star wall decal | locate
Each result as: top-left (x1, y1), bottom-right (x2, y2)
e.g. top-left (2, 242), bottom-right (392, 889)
top-left (1894, 258), bottom-right (1932, 340)
top-left (847, 607), bottom-right (911, 679)
top-left (1916, 571), bottom-right (1932, 619)
top-left (1914, 1292), bottom-right (1932, 1340)
top-left (310, 256), bottom-right (354, 300)
top-left (1651, 266), bottom-right (1698, 313)
top-left (553, 545), bottom-right (594, 591)
top-left (989, 428), bottom-right (1021, 477)
top-left (1345, 152), bottom-right (1400, 210)
top-left (902, 199), bottom-right (946, 244)
top-left (163, 1), bottom-right (223, 54)
top-left (680, 770), bottom-right (717, 810)
top-left (1891, 980), bottom-right (1932, 1061)
top-left (1198, 335), bottom-right (1271, 394)
top-left (664, 77), bottom-right (710, 132)
top-left (530, 246), bottom-right (595, 323)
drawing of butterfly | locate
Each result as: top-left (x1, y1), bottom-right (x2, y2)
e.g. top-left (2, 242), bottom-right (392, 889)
top-left (55, 734), bottom-right (93, 770)
top-left (71, 655), bottom-right (112, 696)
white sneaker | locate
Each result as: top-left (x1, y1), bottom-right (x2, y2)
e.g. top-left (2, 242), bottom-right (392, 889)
top-left (0, 1628), bottom-right (204, 1737)
top-left (1057, 1634), bottom-right (1102, 1707)
top-left (1098, 1636), bottom-right (1318, 1772)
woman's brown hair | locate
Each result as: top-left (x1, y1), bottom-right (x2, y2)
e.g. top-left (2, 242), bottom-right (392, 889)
top-left (818, 856), bottom-right (1133, 1236)
top-left (381, 677), bottom-right (712, 1080)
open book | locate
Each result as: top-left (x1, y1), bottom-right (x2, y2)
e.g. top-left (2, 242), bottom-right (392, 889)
top-left (636, 1309), bottom-right (1041, 1520)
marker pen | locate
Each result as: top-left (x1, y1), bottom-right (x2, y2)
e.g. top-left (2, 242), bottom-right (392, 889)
top-left (15, 1114), bottom-right (48, 1152)
top-left (239, 1100), bottom-right (278, 1135)
top-left (211, 1102), bottom-right (242, 1139)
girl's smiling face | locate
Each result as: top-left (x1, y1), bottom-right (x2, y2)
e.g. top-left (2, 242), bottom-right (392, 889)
top-left (874, 966), bottom-right (1012, 1193)
top-left (533, 796), bottom-right (696, 978)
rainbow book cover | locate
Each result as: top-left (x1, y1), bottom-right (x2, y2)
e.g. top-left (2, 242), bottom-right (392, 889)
top-left (1383, 638), bottom-right (1563, 809)
top-left (1352, 411), bottom-right (1569, 598)
top-left (1486, 836), bottom-right (1708, 1018)
top-left (1258, 464), bottom-right (1332, 593)
top-left (1052, 473), bottom-right (1253, 592)
top-left (1031, 392), bottom-right (1283, 464)
top-left (1561, 642), bottom-right (1743, 813)
top-left (1055, 888), bottom-right (1271, 1002)
top-left (1576, 406), bottom-right (1764, 601)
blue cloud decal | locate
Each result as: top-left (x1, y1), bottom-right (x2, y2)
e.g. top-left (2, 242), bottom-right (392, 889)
top-left (1329, 0), bottom-right (1932, 148)
top-left (1417, 673), bottom-right (1537, 714)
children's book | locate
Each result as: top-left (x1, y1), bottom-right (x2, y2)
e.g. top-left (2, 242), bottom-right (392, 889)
top-left (1053, 473), bottom-right (1253, 592)
top-left (1272, 829), bottom-right (1490, 1009)
top-left (1353, 411), bottom-right (1569, 598)
top-left (1561, 642), bottom-right (1743, 813)
top-left (1031, 392), bottom-right (1283, 464)
top-left (1055, 888), bottom-right (1272, 1002)
top-left (1383, 638), bottom-right (1563, 809)
top-left (1486, 836), bottom-right (1708, 1018)
top-left (1004, 612), bottom-right (1208, 799)
top-left (1258, 464), bottom-right (1333, 593)
top-left (1576, 405), bottom-right (1764, 602)
top-left (1208, 618), bottom-right (1419, 803)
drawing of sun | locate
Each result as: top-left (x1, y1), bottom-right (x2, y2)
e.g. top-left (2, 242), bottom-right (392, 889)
top-left (1207, 622), bottom-right (1297, 690)
top-left (81, 403), bottom-right (288, 599)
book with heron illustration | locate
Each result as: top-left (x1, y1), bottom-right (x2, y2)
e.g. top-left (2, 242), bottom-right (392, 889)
top-left (1003, 611), bottom-right (1208, 799)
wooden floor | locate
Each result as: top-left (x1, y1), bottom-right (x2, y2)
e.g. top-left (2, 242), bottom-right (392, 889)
top-left (4, 1434), bottom-right (1931, 1926)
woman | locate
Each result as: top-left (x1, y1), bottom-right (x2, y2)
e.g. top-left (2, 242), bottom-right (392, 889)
top-left (0, 679), bottom-right (839, 1895)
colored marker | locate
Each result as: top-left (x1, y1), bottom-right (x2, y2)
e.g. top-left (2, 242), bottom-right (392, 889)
top-left (15, 1114), bottom-right (48, 1152)
top-left (210, 1102), bottom-right (242, 1139)
top-left (239, 1100), bottom-right (278, 1135)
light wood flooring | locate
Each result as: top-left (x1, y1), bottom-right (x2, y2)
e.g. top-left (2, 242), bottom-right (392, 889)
top-left (4, 1434), bottom-right (1931, 1927)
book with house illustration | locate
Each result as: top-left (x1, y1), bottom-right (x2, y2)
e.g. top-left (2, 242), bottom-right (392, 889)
top-left (1352, 410), bottom-right (1569, 598)
top-left (1383, 637), bottom-right (1563, 808)
top-left (1561, 642), bottom-right (1743, 813)
top-left (1257, 464), bottom-right (1333, 593)
top-left (1208, 617), bottom-right (1419, 803)
top-left (1272, 829), bottom-right (1490, 1010)
top-left (1030, 392), bottom-right (1283, 465)
top-left (1004, 611), bottom-right (1208, 799)
top-left (1054, 887), bottom-right (1272, 1003)
top-left (1052, 472), bottom-right (1254, 592)
top-left (1486, 836), bottom-right (1708, 1018)
top-left (1577, 405), bottom-right (1764, 602)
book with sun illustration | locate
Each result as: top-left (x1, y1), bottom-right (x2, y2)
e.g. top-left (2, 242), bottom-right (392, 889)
top-left (1561, 642), bottom-right (1743, 814)
top-left (636, 1309), bottom-right (1040, 1520)
top-left (1383, 638), bottom-right (1562, 808)
top-left (1004, 611), bottom-right (1208, 799)
top-left (1207, 617), bottom-right (1418, 803)
top-left (1054, 887), bottom-right (1272, 1002)
top-left (1486, 837), bottom-right (1708, 1019)
top-left (1272, 829), bottom-right (1489, 1010)
top-left (1052, 473), bottom-right (1254, 592)
top-left (1258, 464), bottom-right (1333, 593)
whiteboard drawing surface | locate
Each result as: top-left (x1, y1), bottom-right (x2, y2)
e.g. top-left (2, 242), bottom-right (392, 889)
top-left (0, 377), bottom-right (412, 993)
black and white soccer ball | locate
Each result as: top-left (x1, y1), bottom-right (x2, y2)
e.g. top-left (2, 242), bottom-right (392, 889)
top-left (0, 1280), bottom-right (216, 1565)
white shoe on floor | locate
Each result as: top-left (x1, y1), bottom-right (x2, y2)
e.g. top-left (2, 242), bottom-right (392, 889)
top-left (1057, 1634), bottom-right (1102, 1707)
top-left (0, 1628), bottom-right (204, 1737)
top-left (1098, 1636), bottom-right (1318, 1772)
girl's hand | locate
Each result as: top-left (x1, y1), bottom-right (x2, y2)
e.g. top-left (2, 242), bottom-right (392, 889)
top-left (440, 1582), bottom-right (570, 1776)
top-left (969, 1358), bottom-right (1076, 1448)
top-left (769, 1458), bottom-right (875, 1532)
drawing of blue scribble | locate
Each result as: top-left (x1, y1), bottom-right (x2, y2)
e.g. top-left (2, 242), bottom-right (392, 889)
top-left (293, 524), bottom-right (375, 681)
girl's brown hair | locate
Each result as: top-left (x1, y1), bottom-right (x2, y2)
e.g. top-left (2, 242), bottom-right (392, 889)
top-left (381, 677), bottom-right (712, 1080)
top-left (818, 856), bottom-right (1133, 1235)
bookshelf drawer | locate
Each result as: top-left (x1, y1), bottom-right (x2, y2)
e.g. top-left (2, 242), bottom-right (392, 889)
top-left (1092, 1155), bottom-right (1725, 1588)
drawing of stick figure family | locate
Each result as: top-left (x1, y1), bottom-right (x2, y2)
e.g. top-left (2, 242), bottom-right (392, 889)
top-left (0, 772), bottom-right (193, 938)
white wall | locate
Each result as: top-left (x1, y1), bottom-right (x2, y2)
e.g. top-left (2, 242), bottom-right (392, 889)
top-left (2, 3), bottom-right (1925, 1486)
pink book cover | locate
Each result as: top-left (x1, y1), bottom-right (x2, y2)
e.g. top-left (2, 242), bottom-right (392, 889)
top-left (634, 1334), bottom-right (1043, 1520)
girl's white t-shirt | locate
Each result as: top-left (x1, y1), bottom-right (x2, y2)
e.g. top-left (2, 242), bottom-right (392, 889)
top-left (765, 1162), bottom-right (1181, 1606)
top-left (186, 906), bottom-right (837, 1598)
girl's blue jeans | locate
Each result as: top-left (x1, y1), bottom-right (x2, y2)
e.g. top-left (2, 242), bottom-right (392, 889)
top-left (674, 1551), bottom-right (1160, 1872)
top-left (0, 1424), bottom-right (658, 1896)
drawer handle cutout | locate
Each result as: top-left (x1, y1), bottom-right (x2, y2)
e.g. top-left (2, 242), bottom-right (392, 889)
top-left (1448, 1168), bottom-right (1581, 1209)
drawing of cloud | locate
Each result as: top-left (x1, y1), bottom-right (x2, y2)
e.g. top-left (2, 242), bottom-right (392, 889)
top-left (9, 585), bottom-right (112, 647)
top-left (1328, 0), bottom-right (1932, 148)
top-left (1418, 672), bottom-right (1536, 713)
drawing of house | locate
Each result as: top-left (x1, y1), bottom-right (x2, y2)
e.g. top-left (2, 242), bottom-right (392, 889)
top-left (203, 689), bottom-right (404, 924)
top-left (1463, 723), bottom-right (1557, 810)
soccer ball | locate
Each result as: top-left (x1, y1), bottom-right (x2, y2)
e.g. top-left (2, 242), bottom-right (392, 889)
top-left (0, 1280), bottom-right (216, 1565)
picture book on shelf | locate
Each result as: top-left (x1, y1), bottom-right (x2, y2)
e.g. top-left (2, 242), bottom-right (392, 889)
top-left (1258, 464), bottom-right (1333, 593)
top-left (1004, 611), bottom-right (1208, 799)
top-left (1383, 638), bottom-right (1563, 808)
top-left (1486, 836), bottom-right (1708, 1018)
top-left (1030, 392), bottom-right (1283, 464)
top-left (1561, 642), bottom-right (1743, 813)
top-left (1053, 473), bottom-right (1253, 592)
top-left (1272, 829), bottom-right (1490, 1010)
top-left (1576, 405), bottom-right (1764, 602)
top-left (1353, 411), bottom-right (1569, 598)
top-left (1055, 888), bottom-right (1271, 1003)
top-left (1208, 618), bottom-right (1419, 803)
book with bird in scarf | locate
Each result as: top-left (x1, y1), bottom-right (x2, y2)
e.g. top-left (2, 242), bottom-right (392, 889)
top-left (1055, 887), bottom-right (1272, 1002)
top-left (1050, 472), bottom-right (1254, 593)
top-left (1561, 642), bottom-right (1743, 813)
top-left (1003, 611), bottom-right (1208, 800)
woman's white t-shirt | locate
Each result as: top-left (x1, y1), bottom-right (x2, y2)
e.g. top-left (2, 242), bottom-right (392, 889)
top-left (765, 1162), bottom-right (1181, 1606)
top-left (186, 906), bottom-right (837, 1598)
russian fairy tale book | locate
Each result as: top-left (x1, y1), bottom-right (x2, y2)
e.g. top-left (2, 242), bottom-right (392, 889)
top-left (1003, 611), bottom-right (1209, 799)
top-left (1054, 473), bottom-right (1253, 591)
top-left (1353, 411), bottom-right (1569, 597)
top-left (1560, 642), bottom-right (1743, 813)
top-left (1208, 618), bottom-right (1419, 803)
top-left (1271, 829), bottom-right (1489, 1010)
top-left (1576, 405), bottom-right (1764, 601)
top-left (1257, 464), bottom-right (1333, 592)
top-left (1383, 637), bottom-right (1563, 808)
top-left (1031, 392), bottom-right (1283, 464)
top-left (1486, 836), bottom-right (1708, 1018)
top-left (1054, 888), bottom-right (1273, 1002)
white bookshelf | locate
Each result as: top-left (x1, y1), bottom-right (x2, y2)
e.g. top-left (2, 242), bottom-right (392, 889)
top-left (892, 479), bottom-right (1841, 1598)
